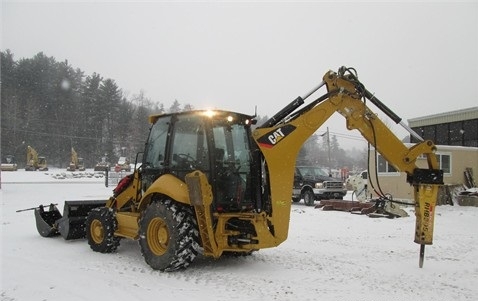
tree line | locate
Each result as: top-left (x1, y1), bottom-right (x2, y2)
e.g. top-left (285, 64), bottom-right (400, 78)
top-left (1, 50), bottom-right (187, 168)
top-left (1, 50), bottom-right (366, 172)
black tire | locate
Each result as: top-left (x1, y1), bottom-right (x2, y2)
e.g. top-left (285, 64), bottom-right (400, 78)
top-left (138, 199), bottom-right (199, 272)
top-left (85, 207), bottom-right (120, 253)
top-left (303, 190), bottom-right (315, 206)
top-left (292, 197), bottom-right (300, 203)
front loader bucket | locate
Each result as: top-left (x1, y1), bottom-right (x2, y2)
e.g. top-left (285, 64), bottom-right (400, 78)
top-left (34, 204), bottom-right (62, 237)
top-left (56, 200), bottom-right (107, 240)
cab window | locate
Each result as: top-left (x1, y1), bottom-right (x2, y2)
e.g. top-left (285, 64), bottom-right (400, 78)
top-left (170, 115), bottom-right (209, 179)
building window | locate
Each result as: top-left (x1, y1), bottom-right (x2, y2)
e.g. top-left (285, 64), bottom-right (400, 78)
top-left (463, 119), bottom-right (478, 147)
top-left (436, 153), bottom-right (451, 174)
top-left (423, 126), bottom-right (436, 143)
top-left (377, 154), bottom-right (398, 173)
top-left (449, 121), bottom-right (464, 146)
top-left (436, 123), bottom-right (448, 145)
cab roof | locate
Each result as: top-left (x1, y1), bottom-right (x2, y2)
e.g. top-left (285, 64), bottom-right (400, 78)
top-left (148, 109), bottom-right (255, 125)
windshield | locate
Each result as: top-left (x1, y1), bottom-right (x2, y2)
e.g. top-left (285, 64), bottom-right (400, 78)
top-left (144, 116), bottom-right (170, 168)
top-left (298, 166), bottom-right (329, 177)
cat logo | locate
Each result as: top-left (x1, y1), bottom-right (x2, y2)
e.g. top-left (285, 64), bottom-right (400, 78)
top-left (257, 125), bottom-right (296, 149)
top-left (269, 128), bottom-right (285, 144)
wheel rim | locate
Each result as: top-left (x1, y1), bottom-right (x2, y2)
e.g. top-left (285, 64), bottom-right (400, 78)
top-left (147, 217), bottom-right (169, 256)
top-left (90, 219), bottom-right (104, 244)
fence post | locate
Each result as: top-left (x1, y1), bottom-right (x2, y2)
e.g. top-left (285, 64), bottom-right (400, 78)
top-left (105, 169), bottom-right (109, 187)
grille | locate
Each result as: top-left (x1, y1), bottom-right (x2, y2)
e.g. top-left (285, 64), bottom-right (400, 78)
top-left (324, 181), bottom-right (343, 189)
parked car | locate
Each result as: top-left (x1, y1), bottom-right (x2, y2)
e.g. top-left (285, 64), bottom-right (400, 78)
top-left (292, 166), bottom-right (347, 206)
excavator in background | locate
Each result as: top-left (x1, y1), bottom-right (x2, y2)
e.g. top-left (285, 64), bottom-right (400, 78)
top-left (67, 148), bottom-right (85, 171)
top-left (32, 66), bottom-right (442, 271)
top-left (25, 146), bottom-right (48, 171)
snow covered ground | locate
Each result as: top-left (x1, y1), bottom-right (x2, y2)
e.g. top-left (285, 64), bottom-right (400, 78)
top-left (1, 169), bottom-right (477, 301)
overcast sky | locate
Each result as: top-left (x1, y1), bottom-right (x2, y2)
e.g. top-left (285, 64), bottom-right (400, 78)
top-left (2, 0), bottom-right (477, 149)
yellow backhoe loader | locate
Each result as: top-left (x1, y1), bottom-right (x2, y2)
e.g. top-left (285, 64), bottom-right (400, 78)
top-left (25, 146), bottom-right (48, 171)
top-left (31, 67), bottom-right (442, 271)
top-left (67, 148), bottom-right (85, 171)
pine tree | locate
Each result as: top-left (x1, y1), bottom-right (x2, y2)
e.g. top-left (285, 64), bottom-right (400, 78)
top-left (169, 99), bottom-right (181, 113)
top-left (98, 78), bottom-right (122, 163)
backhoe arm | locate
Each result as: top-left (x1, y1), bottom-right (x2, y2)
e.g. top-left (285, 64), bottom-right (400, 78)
top-left (26, 146), bottom-right (38, 167)
top-left (71, 148), bottom-right (78, 166)
top-left (252, 67), bottom-right (443, 267)
top-left (323, 69), bottom-right (443, 268)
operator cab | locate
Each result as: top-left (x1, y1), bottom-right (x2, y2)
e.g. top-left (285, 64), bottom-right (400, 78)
top-left (142, 110), bottom-right (261, 212)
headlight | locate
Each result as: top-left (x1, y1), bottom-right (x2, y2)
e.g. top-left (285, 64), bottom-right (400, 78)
top-left (315, 182), bottom-right (323, 189)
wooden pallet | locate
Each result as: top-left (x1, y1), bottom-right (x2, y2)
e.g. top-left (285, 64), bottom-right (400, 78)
top-left (315, 200), bottom-right (375, 214)
top-left (464, 167), bottom-right (476, 188)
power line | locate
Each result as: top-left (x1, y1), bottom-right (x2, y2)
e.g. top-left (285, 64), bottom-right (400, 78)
top-left (332, 132), bottom-right (367, 142)
top-left (317, 129), bottom-right (366, 142)
top-left (2, 127), bottom-right (101, 141)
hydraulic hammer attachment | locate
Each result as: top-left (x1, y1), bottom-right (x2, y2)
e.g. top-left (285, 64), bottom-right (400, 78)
top-left (33, 200), bottom-right (106, 240)
top-left (411, 168), bottom-right (443, 268)
top-left (414, 184), bottom-right (439, 268)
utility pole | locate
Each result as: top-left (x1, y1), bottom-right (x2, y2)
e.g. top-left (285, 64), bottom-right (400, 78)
top-left (321, 127), bottom-right (332, 176)
top-left (326, 127), bottom-right (331, 176)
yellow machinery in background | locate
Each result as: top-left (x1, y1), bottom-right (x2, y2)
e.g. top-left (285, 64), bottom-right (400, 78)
top-left (67, 148), bottom-right (85, 171)
top-left (25, 146), bottom-right (48, 171)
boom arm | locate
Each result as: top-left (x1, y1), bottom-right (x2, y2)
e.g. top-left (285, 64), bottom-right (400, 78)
top-left (71, 148), bottom-right (78, 166)
top-left (27, 146), bottom-right (38, 167)
top-left (252, 67), bottom-right (443, 268)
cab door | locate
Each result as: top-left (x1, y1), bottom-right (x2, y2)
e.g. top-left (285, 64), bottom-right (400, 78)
top-left (211, 123), bottom-right (254, 212)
